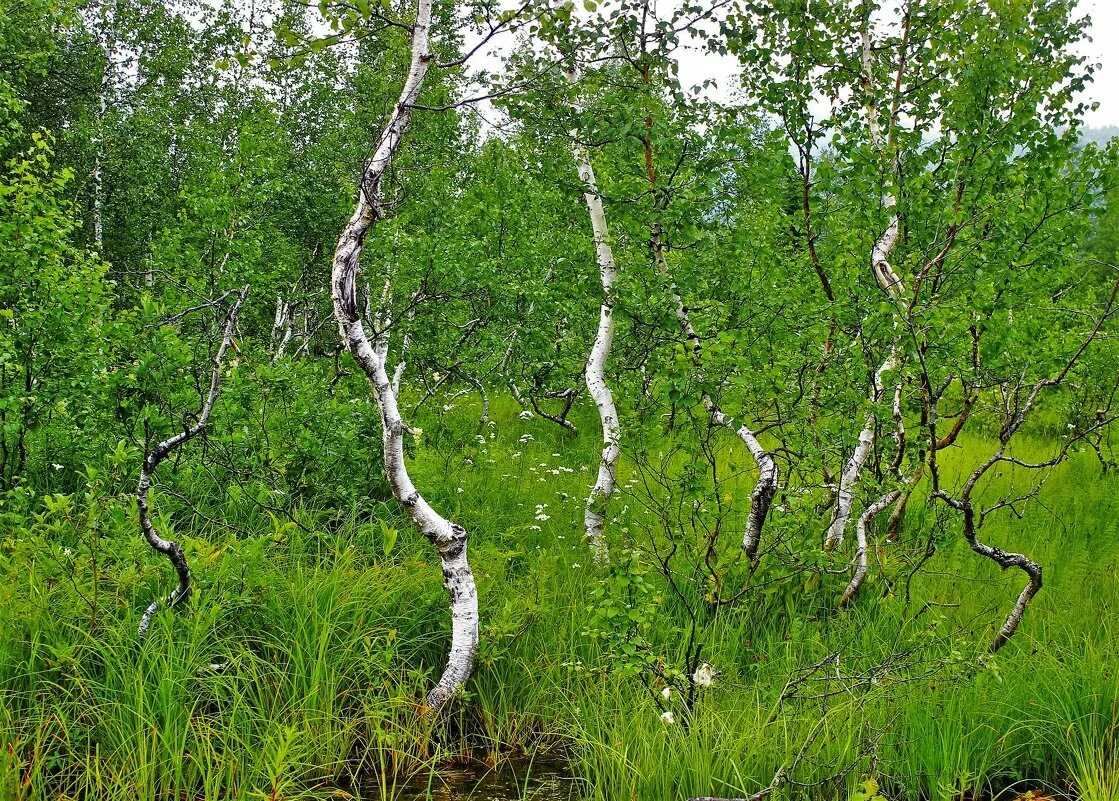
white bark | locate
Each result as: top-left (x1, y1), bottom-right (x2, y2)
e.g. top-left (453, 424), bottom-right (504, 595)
top-left (839, 488), bottom-right (900, 608)
top-left (390, 295), bottom-right (417, 396)
top-left (138, 286), bottom-right (247, 637)
top-left (649, 228), bottom-right (777, 558)
top-left (329, 0), bottom-right (477, 712)
top-left (373, 279), bottom-right (393, 364)
top-left (568, 71), bottom-right (618, 564)
top-left (825, 349), bottom-right (897, 550)
top-left (271, 294), bottom-right (293, 361)
top-left (825, 22), bottom-right (910, 551)
top-left (92, 1), bottom-right (119, 250)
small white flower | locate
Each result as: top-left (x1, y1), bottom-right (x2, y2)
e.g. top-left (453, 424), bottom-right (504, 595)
top-left (692, 663), bottom-right (717, 688)
top-left (535, 513), bottom-right (550, 521)
top-left (456, 487), bottom-right (464, 493)
top-left (51, 463), bottom-right (64, 471)
top-left (552, 452), bottom-right (561, 457)
top-left (660, 686), bottom-right (672, 700)
top-left (518, 410), bottom-right (534, 420)
top-left (464, 458), bottom-right (473, 465)
top-left (63, 547), bottom-right (73, 557)
top-left (519, 433), bottom-right (534, 444)
top-left (660, 710), bottom-right (675, 725)
top-left (571, 563), bottom-right (581, 569)
top-left (530, 525), bottom-right (541, 531)
top-left (512, 452), bottom-right (522, 458)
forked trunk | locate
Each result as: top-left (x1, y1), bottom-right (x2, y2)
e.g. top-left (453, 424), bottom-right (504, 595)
top-left (138, 286), bottom-right (248, 637)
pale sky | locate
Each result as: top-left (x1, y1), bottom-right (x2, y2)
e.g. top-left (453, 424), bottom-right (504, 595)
top-left (672, 0), bottom-right (1119, 129)
top-left (1078, 0), bottom-right (1119, 128)
top-left (470, 0), bottom-right (1119, 131)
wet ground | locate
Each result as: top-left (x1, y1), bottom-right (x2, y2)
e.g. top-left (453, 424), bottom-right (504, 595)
top-left (371, 755), bottom-right (582, 801)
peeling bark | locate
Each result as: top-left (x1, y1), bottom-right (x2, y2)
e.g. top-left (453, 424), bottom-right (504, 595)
top-left (329, 0), bottom-right (478, 711)
top-left (138, 286), bottom-right (248, 637)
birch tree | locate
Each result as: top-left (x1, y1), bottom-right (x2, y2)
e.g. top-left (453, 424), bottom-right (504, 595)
top-left (327, 0), bottom-right (480, 711)
top-left (137, 286), bottom-right (248, 636)
top-left (565, 68), bottom-right (620, 564)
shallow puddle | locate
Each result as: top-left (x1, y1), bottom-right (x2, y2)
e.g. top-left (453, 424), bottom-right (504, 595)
top-left (372, 756), bottom-right (581, 801)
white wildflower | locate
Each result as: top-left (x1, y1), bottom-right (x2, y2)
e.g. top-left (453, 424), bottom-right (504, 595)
top-left (660, 686), bottom-right (672, 700)
top-left (518, 410), bottom-right (534, 420)
top-left (660, 710), bottom-right (675, 725)
top-left (519, 433), bottom-right (534, 444)
top-left (51, 463), bottom-right (64, 471)
top-left (692, 663), bottom-right (717, 688)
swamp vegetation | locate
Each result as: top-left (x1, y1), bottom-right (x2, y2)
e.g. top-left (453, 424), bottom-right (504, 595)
top-left (2, 0), bottom-right (1119, 799)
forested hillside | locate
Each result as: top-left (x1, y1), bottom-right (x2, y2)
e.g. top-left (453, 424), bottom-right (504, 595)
top-left (2, 1), bottom-right (1118, 800)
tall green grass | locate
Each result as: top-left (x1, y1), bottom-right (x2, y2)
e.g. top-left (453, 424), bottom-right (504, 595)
top-left (1, 396), bottom-right (1116, 800)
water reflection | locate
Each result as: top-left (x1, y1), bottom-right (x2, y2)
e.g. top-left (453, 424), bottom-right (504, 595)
top-left (375, 755), bottom-right (581, 801)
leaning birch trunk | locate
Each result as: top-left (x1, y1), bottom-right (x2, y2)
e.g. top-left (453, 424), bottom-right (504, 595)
top-left (568, 71), bottom-right (618, 564)
top-left (839, 488), bottom-right (900, 608)
top-left (649, 227), bottom-right (777, 558)
top-left (138, 286), bottom-right (248, 637)
top-left (823, 22), bottom-right (909, 552)
top-left (329, 0), bottom-right (477, 711)
top-left (825, 349), bottom-right (897, 550)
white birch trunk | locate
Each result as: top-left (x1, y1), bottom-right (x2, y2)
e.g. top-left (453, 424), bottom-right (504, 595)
top-left (649, 227), bottom-right (778, 558)
top-left (373, 278), bottom-right (393, 364)
top-left (390, 294), bottom-right (418, 396)
top-left (825, 349), bottom-right (897, 550)
top-left (92, 1), bottom-right (118, 251)
top-left (825, 23), bottom-right (910, 551)
top-left (329, 0), bottom-right (477, 711)
top-left (568, 72), bottom-right (618, 564)
top-left (839, 488), bottom-right (900, 608)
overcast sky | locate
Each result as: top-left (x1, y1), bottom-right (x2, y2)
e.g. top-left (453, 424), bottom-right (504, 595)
top-left (1078, 0), bottom-right (1119, 127)
top-left (669, 0), bottom-right (1119, 129)
top-left (469, 1), bottom-right (1119, 131)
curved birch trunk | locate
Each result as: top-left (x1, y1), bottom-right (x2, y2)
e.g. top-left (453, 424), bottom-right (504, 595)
top-left (839, 488), bottom-right (900, 608)
top-left (138, 286), bottom-right (248, 637)
top-left (649, 228), bottom-right (778, 558)
top-left (825, 350), bottom-right (897, 550)
top-left (567, 76), bottom-right (618, 564)
top-left (329, 0), bottom-right (478, 711)
top-left (824, 22), bottom-right (910, 551)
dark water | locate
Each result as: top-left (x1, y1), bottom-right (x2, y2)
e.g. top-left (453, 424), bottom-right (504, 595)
top-left (371, 756), bottom-right (581, 801)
